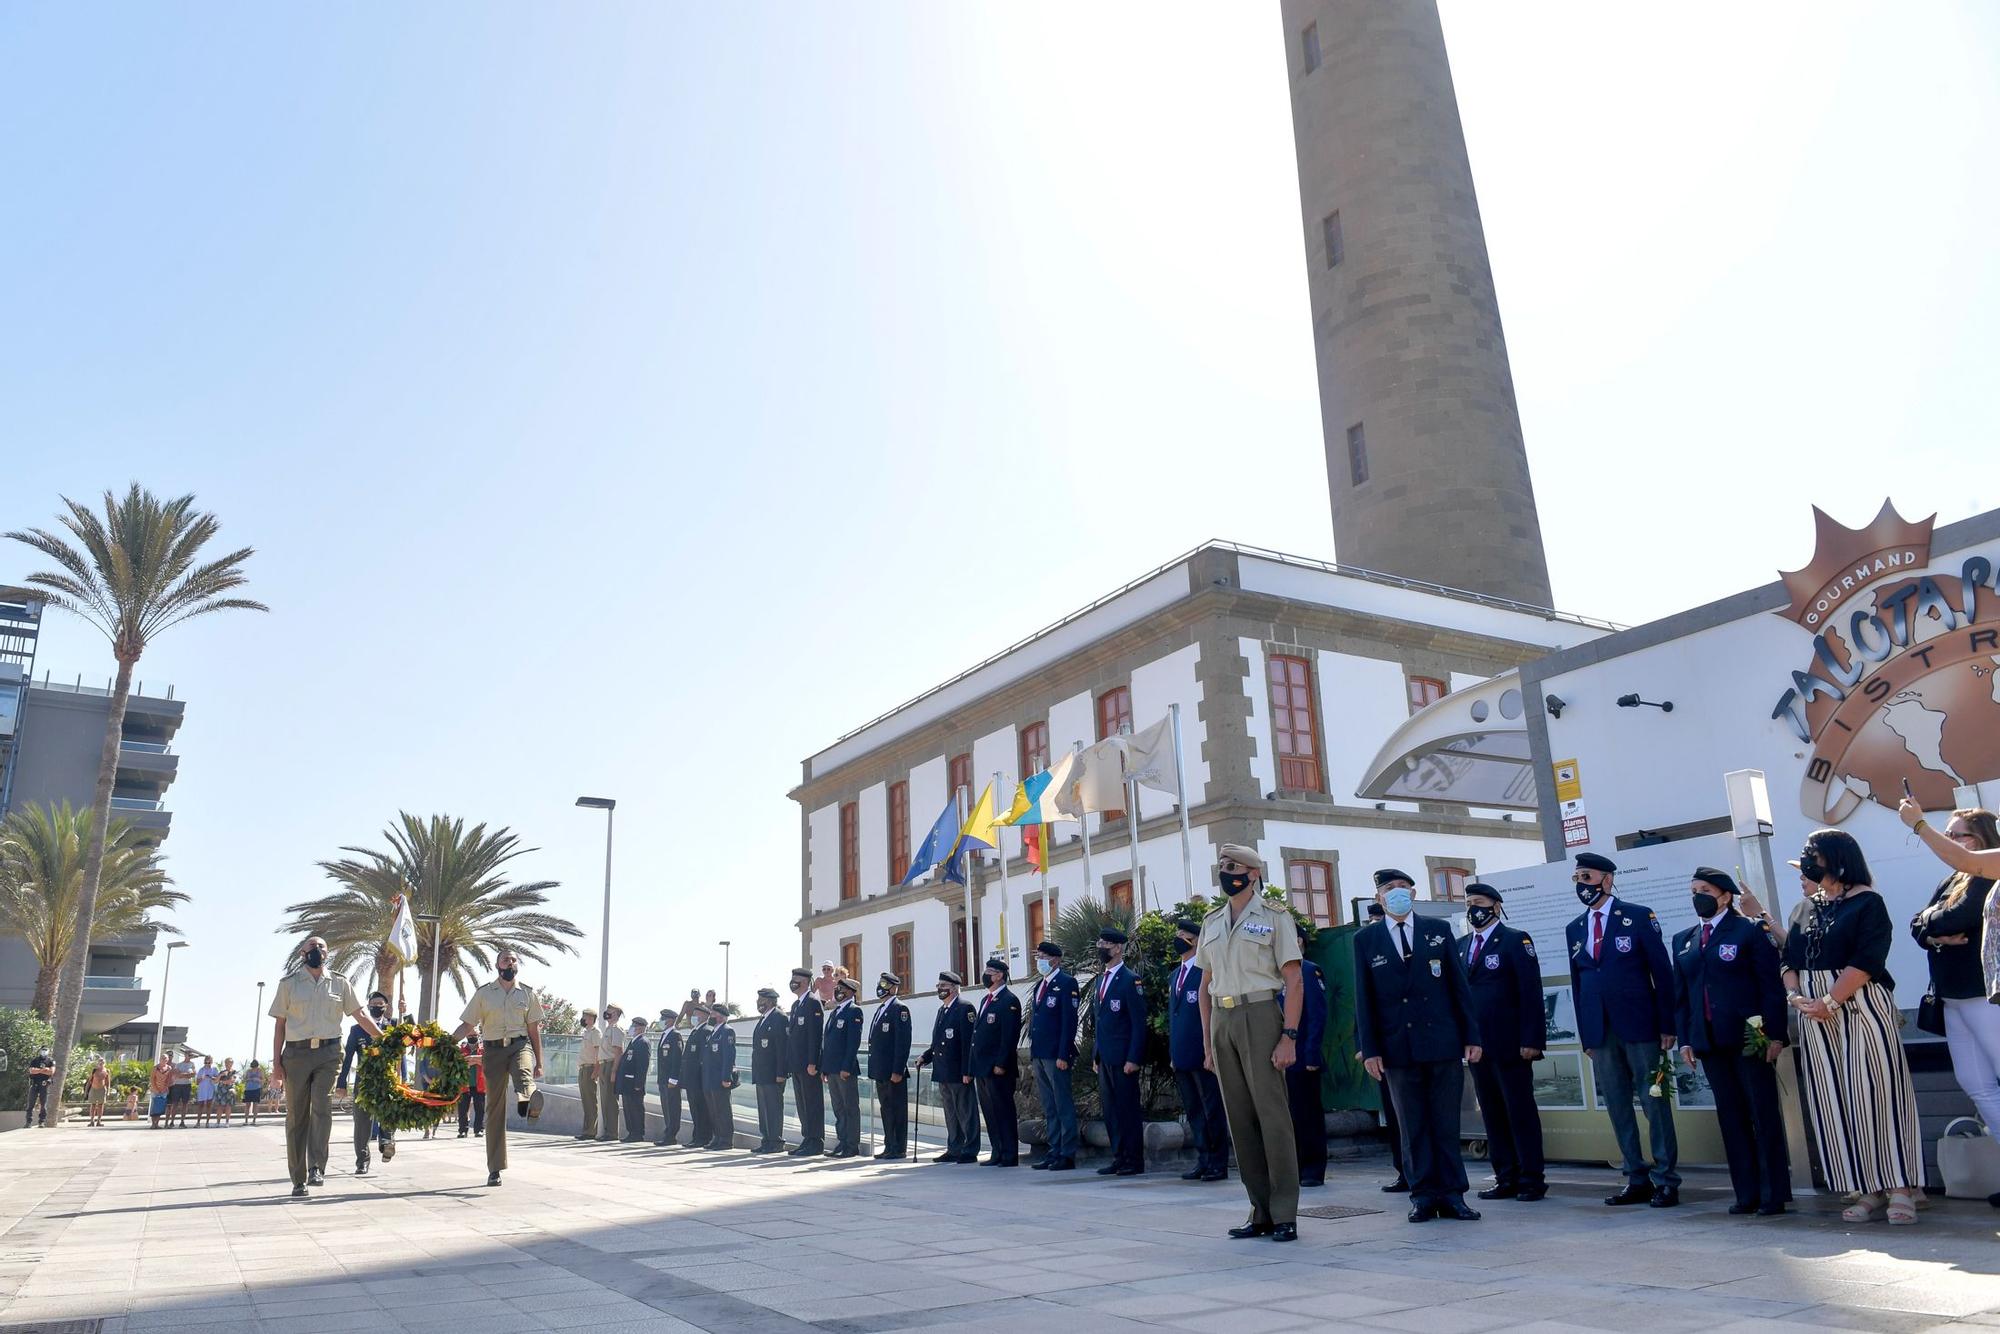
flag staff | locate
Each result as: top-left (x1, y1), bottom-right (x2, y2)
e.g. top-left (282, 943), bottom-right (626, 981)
top-left (1076, 740), bottom-right (1091, 908)
top-left (993, 770), bottom-right (1012, 966)
top-left (1122, 723), bottom-right (1142, 916)
top-left (1170, 702), bottom-right (1195, 901)
top-left (958, 780), bottom-right (973, 974)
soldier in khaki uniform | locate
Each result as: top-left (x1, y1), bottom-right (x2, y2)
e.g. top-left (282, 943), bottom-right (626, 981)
top-left (574, 1008), bottom-right (602, 1141)
top-left (597, 1005), bottom-right (628, 1143)
top-left (269, 935), bottom-right (384, 1198)
top-left (452, 950), bottom-right (546, 1187)
top-left (1196, 844), bottom-right (1305, 1243)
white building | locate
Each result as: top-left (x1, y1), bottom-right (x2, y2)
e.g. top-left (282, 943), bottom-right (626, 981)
top-left (791, 542), bottom-right (1612, 999)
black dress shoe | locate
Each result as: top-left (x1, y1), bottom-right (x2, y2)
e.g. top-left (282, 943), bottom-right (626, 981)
top-left (355, 1156), bottom-right (369, 1176)
top-left (1300, 1177), bottom-right (1324, 1188)
top-left (1096, 1164), bottom-right (1120, 1176)
top-left (1271, 1223), bottom-right (1297, 1242)
top-left (1114, 1165), bottom-right (1143, 1176)
top-left (1648, 1189), bottom-right (1681, 1209)
top-left (1436, 1199), bottom-right (1481, 1221)
top-left (1727, 1202), bottom-right (1756, 1216)
top-left (1476, 1184), bottom-right (1516, 1200)
top-left (1604, 1183), bottom-right (1653, 1206)
top-left (1407, 1203), bottom-right (1436, 1223)
top-left (1182, 1167), bottom-right (1207, 1180)
top-left (1228, 1221), bottom-right (1275, 1239)
top-left (1382, 1176), bottom-right (1410, 1193)
top-left (1031, 1158), bottom-right (1051, 1170)
top-left (1200, 1169), bottom-right (1227, 1182)
top-left (307, 1169), bottom-right (325, 1187)
top-left (1514, 1185), bottom-right (1548, 1202)
top-left (290, 1185), bottom-right (308, 1198)
top-left (1047, 1158), bottom-right (1076, 1171)
top-left (982, 1157), bottom-right (1003, 1166)
top-left (1756, 1203), bottom-right (1786, 1217)
top-left (955, 1154), bottom-right (980, 1164)
top-left (931, 1153), bottom-right (956, 1163)
top-left (487, 1172), bottom-right (501, 1186)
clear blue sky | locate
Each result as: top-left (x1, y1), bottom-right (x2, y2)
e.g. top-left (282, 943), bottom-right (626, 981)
top-left (3, 3), bottom-right (1996, 1054)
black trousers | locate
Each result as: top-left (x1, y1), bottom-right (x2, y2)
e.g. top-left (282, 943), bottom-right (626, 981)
top-left (1382, 1083), bottom-right (1404, 1176)
top-left (620, 1090), bottom-right (646, 1140)
top-left (1175, 1067), bottom-right (1230, 1173)
top-left (1383, 1060), bottom-right (1469, 1207)
top-left (940, 1080), bottom-right (979, 1158)
top-left (876, 1077), bottom-right (908, 1156)
top-left (657, 1084), bottom-right (682, 1143)
top-left (688, 1078), bottom-right (710, 1145)
top-left (706, 1085), bottom-right (733, 1147)
top-left (1700, 1046), bottom-right (1788, 1208)
top-left (1099, 1062), bottom-right (1144, 1170)
top-left (976, 1074), bottom-right (1018, 1163)
top-left (755, 1082), bottom-right (785, 1148)
top-left (828, 1073), bottom-right (860, 1153)
top-left (790, 1069), bottom-right (824, 1150)
top-left (26, 1081), bottom-right (50, 1126)
top-left (1285, 1064), bottom-right (1326, 1182)
top-left (456, 1089), bottom-right (485, 1134)
top-left (1469, 1056), bottom-right (1544, 1189)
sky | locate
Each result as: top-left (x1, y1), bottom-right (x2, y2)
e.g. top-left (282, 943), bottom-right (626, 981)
top-left (2, 3), bottom-right (1996, 1057)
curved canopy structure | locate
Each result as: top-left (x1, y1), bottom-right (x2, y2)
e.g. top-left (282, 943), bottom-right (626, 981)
top-left (1357, 670), bottom-right (1538, 810)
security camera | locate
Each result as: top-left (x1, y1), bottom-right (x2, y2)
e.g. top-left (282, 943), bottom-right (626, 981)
top-left (1544, 695), bottom-right (1565, 719)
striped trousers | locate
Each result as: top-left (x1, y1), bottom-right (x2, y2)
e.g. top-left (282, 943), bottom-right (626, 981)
top-left (1794, 970), bottom-right (1920, 1194)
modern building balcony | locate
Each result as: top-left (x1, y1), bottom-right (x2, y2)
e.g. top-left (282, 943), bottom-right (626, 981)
top-left (108, 794), bottom-right (172, 836)
top-left (116, 739), bottom-right (179, 787)
top-left (81, 974), bottom-right (150, 1032)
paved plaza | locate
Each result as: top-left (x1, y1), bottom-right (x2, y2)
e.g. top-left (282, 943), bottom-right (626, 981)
top-left (2, 1120), bottom-right (1998, 1334)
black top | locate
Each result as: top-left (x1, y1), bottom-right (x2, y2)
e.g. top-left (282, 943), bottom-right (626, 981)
top-left (1783, 888), bottom-right (1896, 992)
top-left (1910, 873), bottom-right (1996, 1000)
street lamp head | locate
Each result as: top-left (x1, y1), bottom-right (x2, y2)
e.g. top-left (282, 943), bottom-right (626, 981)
top-left (575, 796), bottom-right (616, 810)
top-left (720, 940), bottom-right (731, 947)
top-left (166, 941), bottom-right (188, 951)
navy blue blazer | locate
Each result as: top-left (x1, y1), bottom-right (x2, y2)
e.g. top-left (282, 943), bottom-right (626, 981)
top-left (1673, 910), bottom-right (1787, 1055)
top-left (1091, 965), bottom-right (1148, 1069)
top-left (615, 1034), bottom-right (651, 1094)
top-left (1566, 898), bottom-right (1675, 1049)
top-left (1353, 916), bottom-right (1479, 1066)
top-left (684, 1026), bottom-right (710, 1085)
top-left (1028, 968), bottom-right (1082, 1062)
top-left (702, 1025), bottom-right (737, 1090)
top-left (971, 987), bottom-right (1023, 1078)
top-left (1461, 924), bottom-right (1544, 1057)
top-left (819, 1001), bottom-right (862, 1077)
top-left (654, 1029), bottom-right (684, 1089)
top-left (1292, 958), bottom-right (1328, 1068)
top-left (867, 998), bottom-right (913, 1080)
top-left (920, 998), bottom-right (976, 1082)
top-left (787, 994), bottom-right (824, 1074)
top-left (1166, 959), bottom-right (1207, 1071)
top-left (749, 1010), bottom-right (789, 1085)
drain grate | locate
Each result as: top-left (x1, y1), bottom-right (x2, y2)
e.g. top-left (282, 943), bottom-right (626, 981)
top-left (0, 1321), bottom-right (104, 1334)
top-left (1297, 1204), bottom-right (1382, 1220)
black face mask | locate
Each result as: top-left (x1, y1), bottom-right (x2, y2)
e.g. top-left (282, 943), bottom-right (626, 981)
top-left (1095, 947), bottom-right (1114, 965)
top-left (1219, 871), bottom-right (1251, 896)
top-left (1466, 905), bottom-right (1496, 929)
top-left (368, 1005), bottom-right (386, 1018)
top-left (936, 988), bottom-right (951, 1001)
top-left (1691, 894), bottom-right (1721, 920)
top-left (984, 975), bottom-right (1002, 989)
top-left (1174, 937), bottom-right (1195, 956)
top-left (498, 966), bottom-right (517, 981)
top-left (302, 948), bottom-right (325, 969)
top-left (1797, 854), bottom-right (1826, 883)
top-left (877, 985), bottom-right (894, 999)
top-left (1574, 884), bottom-right (1606, 908)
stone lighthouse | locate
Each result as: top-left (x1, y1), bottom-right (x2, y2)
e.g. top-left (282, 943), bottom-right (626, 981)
top-left (1281, 0), bottom-right (1555, 607)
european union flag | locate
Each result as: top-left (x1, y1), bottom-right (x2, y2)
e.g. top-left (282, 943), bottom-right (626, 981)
top-left (900, 797), bottom-right (966, 887)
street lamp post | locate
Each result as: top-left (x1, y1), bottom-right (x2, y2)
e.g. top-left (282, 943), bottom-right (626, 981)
top-left (252, 981), bottom-right (266, 1062)
top-left (720, 941), bottom-right (731, 1010)
top-left (576, 797), bottom-right (616, 1016)
top-left (415, 914), bottom-right (443, 1023)
top-left (154, 941), bottom-right (188, 1060)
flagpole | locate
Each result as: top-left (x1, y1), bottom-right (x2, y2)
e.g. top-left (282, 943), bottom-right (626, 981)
top-left (1170, 702), bottom-right (1194, 903)
top-left (958, 781), bottom-right (974, 976)
top-left (1127, 771), bottom-right (1144, 916)
top-left (1076, 740), bottom-right (1091, 911)
top-left (993, 770), bottom-right (1012, 969)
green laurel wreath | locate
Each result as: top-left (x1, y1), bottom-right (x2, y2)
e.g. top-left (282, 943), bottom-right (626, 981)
top-left (354, 1019), bottom-right (472, 1132)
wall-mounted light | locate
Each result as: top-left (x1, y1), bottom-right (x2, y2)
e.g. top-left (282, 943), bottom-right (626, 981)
top-left (1616, 693), bottom-right (1673, 713)
top-left (1544, 694), bottom-right (1566, 719)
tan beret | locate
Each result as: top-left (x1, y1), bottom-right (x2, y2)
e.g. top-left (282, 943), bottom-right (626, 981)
top-left (1217, 843), bottom-right (1265, 874)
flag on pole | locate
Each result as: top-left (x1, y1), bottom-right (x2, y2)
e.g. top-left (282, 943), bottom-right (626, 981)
top-left (387, 892), bottom-right (419, 965)
top-left (1122, 715), bottom-right (1178, 795)
top-left (956, 781), bottom-right (1000, 854)
top-left (1066, 736), bottom-right (1129, 814)
top-left (902, 798), bottom-right (967, 887)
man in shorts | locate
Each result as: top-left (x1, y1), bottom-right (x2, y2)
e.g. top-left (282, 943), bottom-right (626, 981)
top-left (85, 1057), bottom-right (111, 1126)
top-left (168, 1050), bottom-right (196, 1127)
top-left (148, 1055), bottom-right (172, 1128)
top-left (243, 1061), bottom-right (267, 1124)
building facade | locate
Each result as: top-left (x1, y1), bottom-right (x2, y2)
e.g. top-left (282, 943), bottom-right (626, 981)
top-left (792, 543), bottom-right (1609, 998)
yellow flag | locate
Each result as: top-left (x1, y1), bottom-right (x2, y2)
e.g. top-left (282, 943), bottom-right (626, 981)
top-left (957, 781), bottom-right (1000, 852)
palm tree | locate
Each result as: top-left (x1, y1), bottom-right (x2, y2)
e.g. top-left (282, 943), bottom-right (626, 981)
top-left (0, 802), bottom-right (186, 1018)
top-left (280, 813), bottom-right (581, 1021)
top-left (5, 486), bottom-right (263, 1097)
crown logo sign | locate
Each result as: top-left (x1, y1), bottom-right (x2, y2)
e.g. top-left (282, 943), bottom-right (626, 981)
top-left (1776, 500), bottom-right (1935, 630)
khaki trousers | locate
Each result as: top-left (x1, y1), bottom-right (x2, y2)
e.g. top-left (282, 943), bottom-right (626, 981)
top-left (598, 1058), bottom-right (621, 1141)
top-left (280, 1041), bottom-right (341, 1188)
top-left (1212, 999), bottom-right (1299, 1226)
top-left (577, 1061), bottom-right (599, 1138)
top-left (483, 1037), bottom-right (535, 1174)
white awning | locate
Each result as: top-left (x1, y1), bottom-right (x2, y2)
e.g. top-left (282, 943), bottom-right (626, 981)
top-left (1356, 670), bottom-right (1539, 810)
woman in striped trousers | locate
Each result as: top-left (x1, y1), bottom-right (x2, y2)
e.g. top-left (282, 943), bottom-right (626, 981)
top-left (1781, 828), bottom-right (1921, 1225)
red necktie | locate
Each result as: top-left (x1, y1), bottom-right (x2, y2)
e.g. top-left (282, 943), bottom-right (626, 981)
top-left (1468, 934), bottom-right (1483, 968)
top-left (1591, 911), bottom-right (1603, 961)
top-left (1099, 971), bottom-right (1111, 1003)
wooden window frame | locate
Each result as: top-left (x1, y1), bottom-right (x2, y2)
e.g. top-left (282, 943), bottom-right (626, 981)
top-left (839, 938), bottom-right (861, 983)
top-left (1019, 721), bottom-right (1050, 778)
top-left (1286, 859), bottom-right (1336, 926)
top-left (1267, 652), bottom-right (1325, 793)
top-left (953, 913), bottom-right (983, 982)
top-left (1106, 879), bottom-right (1134, 917)
top-left (888, 928), bottom-right (914, 997)
top-left (886, 781), bottom-right (910, 885)
top-left (1095, 688), bottom-right (1133, 820)
top-left (1430, 865), bottom-right (1471, 902)
top-left (1025, 896), bottom-right (1046, 953)
top-left (1407, 676), bottom-right (1447, 715)
top-left (838, 802), bottom-right (859, 902)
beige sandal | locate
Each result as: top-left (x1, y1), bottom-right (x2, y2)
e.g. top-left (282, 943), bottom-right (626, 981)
top-left (1841, 1192), bottom-right (1887, 1223)
top-left (1886, 1191), bottom-right (1918, 1225)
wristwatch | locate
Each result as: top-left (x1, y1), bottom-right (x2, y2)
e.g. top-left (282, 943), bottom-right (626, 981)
top-left (1281, 1027), bottom-right (1301, 1040)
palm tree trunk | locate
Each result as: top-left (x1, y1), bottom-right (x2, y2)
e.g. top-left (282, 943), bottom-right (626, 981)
top-left (32, 961), bottom-right (58, 1020)
top-left (47, 656), bottom-right (133, 1119)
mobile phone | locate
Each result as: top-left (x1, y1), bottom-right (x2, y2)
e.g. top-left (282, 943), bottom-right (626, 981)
top-left (1902, 778), bottom-right (1915, 801)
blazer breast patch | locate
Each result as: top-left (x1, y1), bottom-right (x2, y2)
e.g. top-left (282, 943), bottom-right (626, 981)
top-left (1615, 936), bottom-right (1632, 953)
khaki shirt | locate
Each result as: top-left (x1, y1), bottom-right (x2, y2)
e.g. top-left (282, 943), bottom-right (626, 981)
top-left (1195, 894), bottom-right (1302, 997)
top-left (600, 1021), bottom-right (628, 1059)
top-left (578, 1024), bottom-right (603, 1065)
top-left (461, 981), bottom-right (546, 1041)
top-left (268, 970), bottom-right (359, 1041)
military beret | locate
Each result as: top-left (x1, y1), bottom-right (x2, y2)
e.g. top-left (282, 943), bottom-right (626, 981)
top-left (937, 969), bottom-right (964, 986)
top-left (1574, 852), bottom-right (1618, 874)
top-left (1463, 882), bottom-right (1502, 903)
top-left (657, 1007), bottom-right (678, 1022)
top-left (879, 971), bottom-right (902, 988)
top-left (1373, 868), bottom-right (1415, 888)
top-left (1173, 917), bottom-right (1203, 935)
top-left (1036, 941), bottom-right (1063, 958)
top-left (790, 967), bottom-right (812, 979)
top-left (1097, 927), bottom-right (1128, 945)
top-left (1217, 842), bottom-right (1265, 873)
top-left (756, 987), bottom-right (779, 999)
top-left (834, 977), bottom-right (859, 995)
top-left (983, 957), bottom-right (1008, 977)
top-left (1692, 867), bottom-right (1739, 896)
top-left (1365, 903), bottom-right (1386, 919)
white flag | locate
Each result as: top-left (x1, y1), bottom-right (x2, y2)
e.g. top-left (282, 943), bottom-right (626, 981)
top-left (1064, 736), bottom-right (1130, 815)
top-left (1122, 716), bottom-right (1178, 796)
top-left (387, 893), bottom-right (418, 966)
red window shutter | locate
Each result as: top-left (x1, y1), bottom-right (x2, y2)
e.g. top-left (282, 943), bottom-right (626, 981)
top-left (1268, 655), bottom-right (1324, 792)
top-left (838, 803), bottom-right (859, 901)
top-left (887, 782), bottom-right (910, 885)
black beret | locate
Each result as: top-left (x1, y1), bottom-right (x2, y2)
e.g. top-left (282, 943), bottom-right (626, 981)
top-left (1463, 882), bottom-right (1502, 903)
top-left (1173, 918), bottom-right (1203, 935)
top-left (834, 977), bottom-right (859, 994)
top-left (983, 957), bottom-right (1008, 977)
top-left (756, 987), bottom-right (779, 999)
top-left (1036, 941), bottom-right (1063, 958)
top-left (937, 970), bottom-right (964, 986)
top-left (1373, 868), bottom-right (1415, 888)
top-left (1365, 903), bottom-right (1386, 919)
top-left (1097, 927), bottom-right (1128, 945)
top-left (789, 967), bottom-right (812, 979)
top-left (1692, 867), bottom-right (1740, 896)
top-left (1574, 852), bottom-right (1618, 874)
